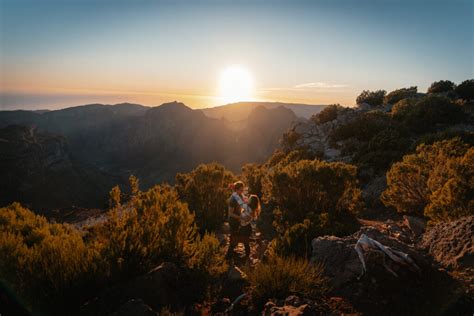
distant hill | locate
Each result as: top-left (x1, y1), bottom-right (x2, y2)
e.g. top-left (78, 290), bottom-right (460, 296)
top-left (201, 101), bottom-right (327, 121)
top-left (0, 101), bottom-right (299, 211)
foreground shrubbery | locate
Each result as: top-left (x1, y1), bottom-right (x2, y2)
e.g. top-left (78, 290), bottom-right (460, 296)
top-left (264, 159), bottom-right (363, 257)
top-left (0, 177), bottom-right (227, 314)
top-left (247, 255), bottom-right (328, 308)
top-left (0, 203), bottom-right (100, 313)
top-left (382, 138), bottom-right (474, 222)
top-left (175, 163), bottom-right (235, 232)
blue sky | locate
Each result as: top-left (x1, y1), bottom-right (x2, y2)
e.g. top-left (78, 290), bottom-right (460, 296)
top-left (0, 0), bottom-right (472, 109)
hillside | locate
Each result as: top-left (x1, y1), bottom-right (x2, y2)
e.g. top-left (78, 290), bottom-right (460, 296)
top-left (201, 101), bottom-right (327, 121)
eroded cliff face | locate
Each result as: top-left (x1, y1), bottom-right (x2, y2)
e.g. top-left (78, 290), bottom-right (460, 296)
top-left (0, 125), bottom-right (117, 212)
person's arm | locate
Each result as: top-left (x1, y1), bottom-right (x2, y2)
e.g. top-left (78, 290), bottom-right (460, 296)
top-left (228, 207), bottom-right (240, 220)
top-left (232, 192), bottom-right (247, 208)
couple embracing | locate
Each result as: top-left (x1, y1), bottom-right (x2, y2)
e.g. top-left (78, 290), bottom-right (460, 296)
top-left (225, 181), bottom-right (261, 262)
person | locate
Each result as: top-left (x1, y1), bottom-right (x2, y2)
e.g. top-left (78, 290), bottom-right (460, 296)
top-left (238, 194), bottom-right (261, 260)
top-left (225, 181), bottom-right (261, 262)
top-left (225, 181), bottom-right (246, 261)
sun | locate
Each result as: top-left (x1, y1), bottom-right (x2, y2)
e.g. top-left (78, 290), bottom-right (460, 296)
top-left (218, 65), bottom-right (255, 104)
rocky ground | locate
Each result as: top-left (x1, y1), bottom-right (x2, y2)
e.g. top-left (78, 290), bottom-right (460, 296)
top-left (79, 216), bottom-right (473, 315)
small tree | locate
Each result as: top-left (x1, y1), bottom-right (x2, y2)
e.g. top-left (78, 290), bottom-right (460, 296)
top-left (175, 163), bottom-right (235, 232)
top-left (428, 80), bottom-right (455, 94)
top-left (455, 79), bottom-right (474, 101)
top-left (356, 90), bottom-right (386, 106)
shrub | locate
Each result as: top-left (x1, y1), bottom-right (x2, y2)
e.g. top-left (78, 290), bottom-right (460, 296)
top-left (242, 163), bottom-right (266, 197)
top-left (185, 232), bottom-right (227, 279)
top-left (264, 159), bottom-right (362, 223)
top-left (331, 111), bottom-right (392, 144)
top-left (382, 138), bottom-right (473, 221)
top-left (392, 95), bottom-right (464, 134)
top-left (247, 255), bottom-right (328, 308)
top-left (0, 203), bottom-right (99, 313)
top-left (428, 80), bottom-right (455, 94)
top-left (391, 98), bottom-right (417, 115)
top-left (424, 147), bottom-right (474, 221)
top-left (384, 86), bottom-right (418, 105)
top-left (353, 128), bottom-right (411, 171)
top-left (312, 104), bottom-right (347, 124)
top-left (264, 159), bottom-right (363, 257)
top-left (356, 90), bottom-right (386, 106)
top-left (455, 79), bottom-right (474, 101)
top-left (280, 127), bottom-right (304, 153)
top-left (175, 163), bottom-right (235, 232)
top-left (97, 183), bottom-right (199, 277)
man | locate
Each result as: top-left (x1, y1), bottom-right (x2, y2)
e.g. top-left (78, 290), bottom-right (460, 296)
top-left (225, 181), bottom-right (248, 261)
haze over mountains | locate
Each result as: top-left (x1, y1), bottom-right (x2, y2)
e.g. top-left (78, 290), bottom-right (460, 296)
top-left (0, 101), bottom-right (323, 212)
top-left (202, 101), bottom-right (326, 121)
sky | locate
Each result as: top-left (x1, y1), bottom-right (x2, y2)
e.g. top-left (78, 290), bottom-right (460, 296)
top-left (0, 0), bottom-right (472, 110)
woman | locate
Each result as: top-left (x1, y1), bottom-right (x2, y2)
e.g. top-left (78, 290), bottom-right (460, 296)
top-left (238, 194), bottom-right (261, 261)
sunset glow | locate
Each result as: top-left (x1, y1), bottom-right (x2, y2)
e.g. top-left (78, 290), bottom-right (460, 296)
top-left (0, 1), bottom-right (472, 110)
top-left (218, 65), bottom-right (255, 104)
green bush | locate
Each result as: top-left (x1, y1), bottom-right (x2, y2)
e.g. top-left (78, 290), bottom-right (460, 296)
top-left (242, 163), bottom-right (266, 197)
top-left (427, 80), bottom-right (455, 94)
top-left (392, 95), bottom-right (464, 134)
top-left (247, 255), bottom-right (328, 308)
top-left (185, 232), bottom-right (227, 279)
top-left (356, 90), bottom-right (386, 106)
top-left (455, 79), bottom-right (474, 101)
top-left (382, 138), bottom-right (473, 221)
top-left (312, 104), bottom-right (348, 124)
top-left (0, 203), bottom-right (99, 313)
top-left (264, 159), bottom-right (362, 257)
top-left (264, 159), bottom-right (362, 223)
top-left (175, 163), bottom-right (235, 232)
top-left (384, 86), bottom-right (418, 105)
top-left (331, 111), bottom-right (392, 144)
top-left (97, 183), bottom-right (199, 277)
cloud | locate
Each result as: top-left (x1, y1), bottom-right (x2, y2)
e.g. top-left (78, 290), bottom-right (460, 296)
top-left (293, 82), bottom-right (348, 89)
top-left (263, 82), bottom-right (348, 92)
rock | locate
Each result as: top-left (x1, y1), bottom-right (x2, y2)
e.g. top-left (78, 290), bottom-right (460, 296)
top-left (420, 215), bottom-right (474, 269)
top-left (110, 299), bottom-right (157, 316)
top-left (403, 215), bottom-right (426, 237)
top-left (310, 224), bottom-right (463, 315)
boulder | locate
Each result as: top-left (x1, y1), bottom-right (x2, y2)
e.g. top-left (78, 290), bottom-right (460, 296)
top-left (310, 225), bottom-right (464, 315)
top-left (420, 215), bottom-right (473, 269)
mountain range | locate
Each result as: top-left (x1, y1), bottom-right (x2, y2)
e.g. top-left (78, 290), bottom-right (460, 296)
top-left (0, 101), bottom-right (325, 212)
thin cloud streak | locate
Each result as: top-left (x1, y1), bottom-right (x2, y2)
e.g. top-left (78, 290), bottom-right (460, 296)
top-left (263, 82), bottom-right (348, 92)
